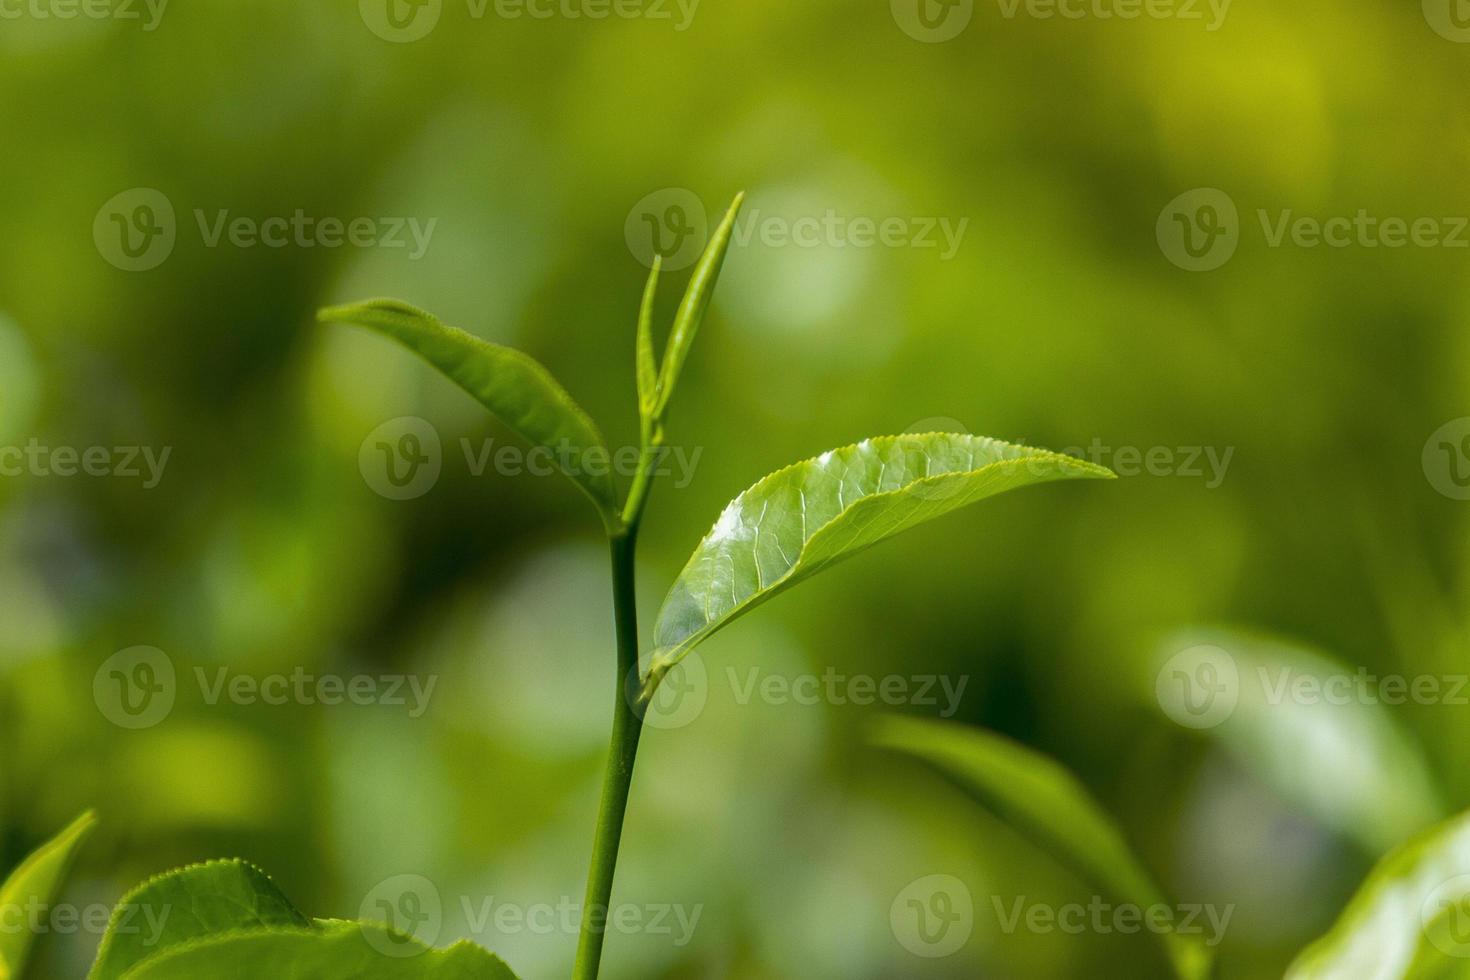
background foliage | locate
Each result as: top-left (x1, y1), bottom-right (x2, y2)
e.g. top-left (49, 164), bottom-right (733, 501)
top-left (1, 0), bottom-right (1466, 976)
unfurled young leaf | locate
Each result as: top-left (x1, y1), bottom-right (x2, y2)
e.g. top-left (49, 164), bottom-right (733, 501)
top-left (89, 860), bottom-right (308, 980)
top-left (1286, 807), bottom-right (1470, 979)
top-left (650, 192), bottom-right (744, 422)
top-left (872, 717), bottom-right (1211, 980)
top-left (645, 433), bottom-right (1112, 689)
top-left (635, 255), bottom-right (662, 431)
top-left (318, 299), bottom-right (622, 533)
top-left (115, 920), bottom-right (519, 980)
top-left (0, 810), bottom-right (96, 980)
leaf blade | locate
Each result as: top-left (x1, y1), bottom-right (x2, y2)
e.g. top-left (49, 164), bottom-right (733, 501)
top-left (651, 192), bottom-right (743, 421)
top-left (1286, 808), bottom-right (1470, 979)
top-left (0, 810), bottom-right (96, 980)
top-left (318, 299), bottom-right (621, 532)
top-left (648, 433), bottom-right (1112, 682)
top-left (89, 859), bottom-right (308, 980)
top-left (872, 716), bottom-right (1211, 980)
top-left (117, 921), bottom-right (519, 980)
top-left (636, 255), bottom-right (662, 425)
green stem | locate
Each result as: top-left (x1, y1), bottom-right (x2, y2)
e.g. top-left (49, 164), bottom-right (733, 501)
top-left (572, 530), bottom-right (646, 980)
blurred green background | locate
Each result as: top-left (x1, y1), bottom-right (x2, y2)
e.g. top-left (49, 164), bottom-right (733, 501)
top-left (2, 0), bottom-right (1468, 976)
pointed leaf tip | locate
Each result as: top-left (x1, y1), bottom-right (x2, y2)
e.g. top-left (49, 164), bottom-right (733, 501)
top-left (317, 298), bottom-right (622, 533)
top-left (652, 191), bottom-right (745, 422)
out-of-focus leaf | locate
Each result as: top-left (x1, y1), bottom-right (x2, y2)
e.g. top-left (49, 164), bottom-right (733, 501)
top-left (0, 810), bottom-right (96, 980)
top-left (1150, 630), bottom-right (1444, 853)
top-left (651, 192), bottom-right (743, 421)
top-left (89, 860), bottom-right (307, 980)
top-left (872, 716), bottom-right (1211, 980)
top-left (646, 433), bottom-right (1112, 688)
top-left (119, 920), bottom-right (519, 979)
top-left (318, 299), bottom-right (621, 532)
top-left (635, 255), bottom-right (662, 429)
top-left (1286, 807), bottom-right (1470, 979)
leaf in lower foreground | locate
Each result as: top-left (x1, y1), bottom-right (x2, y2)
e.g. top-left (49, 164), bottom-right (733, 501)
top-left (872, 716), bottom-right (1210, 980)
top-left (318, 299), bottom-right (621, 533)
top-left (1286, 807), bottom-right (1470, 980)
top-left (646, 433), bottom-right (1112, 686)
top-left (118, 921), bottom-right (518, 980)
top-left (89, 859), bottom-right (308, 980)
top-left (0, 810), bottom-right (96, 980)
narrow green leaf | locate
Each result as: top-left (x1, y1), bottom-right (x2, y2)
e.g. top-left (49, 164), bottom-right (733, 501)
top-left (118, 921), bottom-right (519, 980)
top-left (647, 433), bottom-right (1112, 685)
top-left (318, 299), bottom-right (622, 533)
top-left (872, 716), bottom-right (1211, 980)
top-left (651, 192), bottom-right (744, 421)
top-left (0, 810), bottom-right (96, 980)
top-left (89, 860), bottom-right (308, 980)
top-left (635, 254), bottom-right (662, 425)
top-left (1286, 807), bottom-right (1470, 979)
top-left (1148, 629), bottom-right (1444, 853)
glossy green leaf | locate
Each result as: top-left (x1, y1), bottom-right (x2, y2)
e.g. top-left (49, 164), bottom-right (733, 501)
top-left (872, 716), bottom-right (1211, 980)
top-left (89, 860), bottom-right (308, 980)
top-left (318, 299), bottom-right (621, 532)
top-left (1287, 807), bottom-right (1470, 979)
top-left (651, 192), bottom-right (743, 421)
top-left (646, 433), bottom-right (1112, 686)
top-left (0, 810), bottom-right (96, 980)
top-left (1149, 629), bottom-right (1444, 853)
top-left (635, 254), bottom-right (662, 428)
top-left (118, 921), bottom-right (518, 980)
